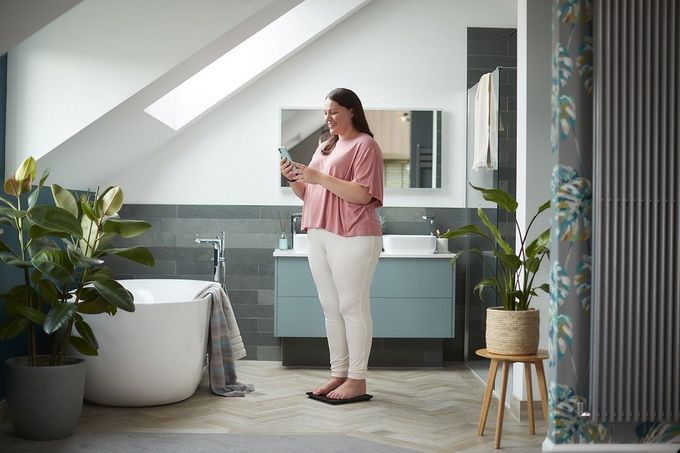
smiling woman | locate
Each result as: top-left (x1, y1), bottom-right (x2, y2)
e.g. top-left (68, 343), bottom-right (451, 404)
top-left (280, 107), bottom-right (442, 189)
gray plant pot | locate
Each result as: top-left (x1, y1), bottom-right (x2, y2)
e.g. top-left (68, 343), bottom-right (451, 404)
top-left (5, 355), bottom-right (86, 441)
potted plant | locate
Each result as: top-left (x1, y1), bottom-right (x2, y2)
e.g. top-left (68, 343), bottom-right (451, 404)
top-left (0, 156), bottom-right (154, 440)
top-left (441, 184), bottom-right (550, 355)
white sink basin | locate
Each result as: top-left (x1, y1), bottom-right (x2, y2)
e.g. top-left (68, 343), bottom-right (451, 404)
top-left (382, 235), bottom-right (436, 255)
top-left (293, 234), bottom-right (308, 253)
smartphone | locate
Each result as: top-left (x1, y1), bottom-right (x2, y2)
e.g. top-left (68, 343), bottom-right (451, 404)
top-left (278, 146), bottom-right (298, 173)
top-left (278, 146), bottom-right (293, 163)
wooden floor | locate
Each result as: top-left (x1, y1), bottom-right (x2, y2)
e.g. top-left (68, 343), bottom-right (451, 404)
top-left (73, 361), bottom-right (544, 452)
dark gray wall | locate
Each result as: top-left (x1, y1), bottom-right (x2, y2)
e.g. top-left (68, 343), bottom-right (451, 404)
top-left (0, 52), bottom-right (24, 400)
top-left (466, 27), bottom-right (517, 360)
top-left (108, 204), bottom-right (471, 364)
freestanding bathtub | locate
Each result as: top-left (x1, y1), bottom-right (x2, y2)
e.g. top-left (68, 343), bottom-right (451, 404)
top-left (79, 279), bottom-right (213, 407)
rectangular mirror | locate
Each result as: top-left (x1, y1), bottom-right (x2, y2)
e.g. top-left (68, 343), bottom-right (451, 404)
top-left (280, 108), bottom-right (442, 189)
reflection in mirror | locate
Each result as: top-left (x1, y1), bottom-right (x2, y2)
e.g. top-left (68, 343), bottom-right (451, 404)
top-left (280, 109), bottom-right (442, 189)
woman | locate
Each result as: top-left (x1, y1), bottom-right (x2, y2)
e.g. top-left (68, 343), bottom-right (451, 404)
top-left (280, 88), bottom-right (384, 400)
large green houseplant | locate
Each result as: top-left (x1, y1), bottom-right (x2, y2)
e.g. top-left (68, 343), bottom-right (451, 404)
top-left (442, 184), bottom-right (550, 355)
top-left (0, 156), bottom-right (154, 440)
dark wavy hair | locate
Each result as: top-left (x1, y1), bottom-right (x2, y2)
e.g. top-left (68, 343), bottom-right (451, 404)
top-left (321, 88), bottom-right (373, 154)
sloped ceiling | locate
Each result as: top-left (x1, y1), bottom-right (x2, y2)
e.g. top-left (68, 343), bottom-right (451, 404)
top-left (5, 0), bottom-right (303, 185)
top-left (0, 0), bottom-right (83, 55)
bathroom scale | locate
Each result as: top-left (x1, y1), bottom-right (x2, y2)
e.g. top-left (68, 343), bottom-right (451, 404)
top-left (306, 392), bottom-right (373, 405)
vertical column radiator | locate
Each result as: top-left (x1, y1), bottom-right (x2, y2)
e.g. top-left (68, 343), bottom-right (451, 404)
top-left (592, 0), bottom-right (679, 423)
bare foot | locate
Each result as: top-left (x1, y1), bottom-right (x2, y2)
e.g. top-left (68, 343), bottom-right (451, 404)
top-left (312, 377), bottom-right (346, 395)
top-left (326, 378), bottom-right (366, 399)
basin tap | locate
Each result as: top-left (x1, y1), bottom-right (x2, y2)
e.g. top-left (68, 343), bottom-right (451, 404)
top-left (422, 215), bottom-right (435, 236)
top-left (194, 232), bottom-right (226, 288)
top-left (290, 213), bottom-right (303, 247)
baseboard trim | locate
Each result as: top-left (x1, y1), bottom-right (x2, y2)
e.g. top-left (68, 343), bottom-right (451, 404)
top-left (543, 437), bottom-right (679, 452)
top-left (510, 394), bottom-right (545, 422)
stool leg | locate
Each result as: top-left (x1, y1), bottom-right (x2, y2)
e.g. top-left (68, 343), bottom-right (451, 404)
top-left (524, 363), bottom-right (535, 434)
top-left (495, 361), bottom-right (510, 449)
top-left (478, 359), bottom-right (499, 436)
top-left (535, 360), bottom-right (549, 432)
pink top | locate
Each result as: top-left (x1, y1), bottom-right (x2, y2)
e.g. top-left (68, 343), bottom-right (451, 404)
top-left (301, 133), bottom-right (384, 237)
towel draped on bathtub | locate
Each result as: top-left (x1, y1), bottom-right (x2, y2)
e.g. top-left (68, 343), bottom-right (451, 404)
top-left (196, 283), bottom-right (254, 397)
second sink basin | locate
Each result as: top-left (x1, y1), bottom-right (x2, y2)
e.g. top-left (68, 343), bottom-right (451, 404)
top-left (293, 233), bottom-right (308, 253)
top-left (382, 234), bottom-right (436, 255)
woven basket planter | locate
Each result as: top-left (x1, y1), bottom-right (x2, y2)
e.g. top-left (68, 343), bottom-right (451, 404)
top-left (485, 307), bottom-right (539, 355)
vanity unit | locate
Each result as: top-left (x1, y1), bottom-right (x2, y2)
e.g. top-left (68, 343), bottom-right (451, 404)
top-left (273, 250), bottom-right (456, 338)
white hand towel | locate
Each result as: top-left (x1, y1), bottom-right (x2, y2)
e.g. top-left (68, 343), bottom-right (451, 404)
top-left (472, 73), bottom-right (499, 170)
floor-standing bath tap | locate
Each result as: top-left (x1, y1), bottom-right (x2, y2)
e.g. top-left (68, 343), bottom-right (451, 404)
top-left (194, 232), bottom-right (226, 290)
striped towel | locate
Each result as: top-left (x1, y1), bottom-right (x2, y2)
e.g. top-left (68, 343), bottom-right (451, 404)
top-left (196, 283), bottom-right (254, 397)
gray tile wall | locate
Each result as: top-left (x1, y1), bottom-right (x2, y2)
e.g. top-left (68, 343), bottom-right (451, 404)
top-left (466, 27), bottom-right (518, 360)
top-left (107, 204), bottom-right (472, 365)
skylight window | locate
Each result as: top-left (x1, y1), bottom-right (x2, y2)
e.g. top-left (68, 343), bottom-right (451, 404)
top-left (144, 0), bottom-right (369, 131)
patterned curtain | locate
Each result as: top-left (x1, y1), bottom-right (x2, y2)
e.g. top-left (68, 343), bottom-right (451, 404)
top-left (548, 0), bottom-right (680, 444)
top-left (548, 0), bottom-right (602, 444)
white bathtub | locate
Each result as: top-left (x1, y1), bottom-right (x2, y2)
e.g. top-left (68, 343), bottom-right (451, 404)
top-left (80, 279), bottom-right (212, 407)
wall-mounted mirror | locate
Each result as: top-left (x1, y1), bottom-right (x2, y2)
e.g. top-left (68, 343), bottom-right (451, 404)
top-left (280, 108), bottom-right (442, 189)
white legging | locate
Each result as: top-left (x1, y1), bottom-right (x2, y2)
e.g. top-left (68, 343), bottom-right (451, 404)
top-left (306, 228), bottom-right (382, 380)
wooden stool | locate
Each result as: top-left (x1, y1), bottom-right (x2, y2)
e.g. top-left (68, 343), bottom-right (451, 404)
top-left (475, 348), bottom-right (549, 449)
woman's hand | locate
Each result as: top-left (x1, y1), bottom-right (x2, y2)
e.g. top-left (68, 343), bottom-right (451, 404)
top-left (295, 163), bottom-right (371, 204)
top-left (280, 159), bottom-right (299, 182)
top-left (293, 163), bottom-right (324, 185)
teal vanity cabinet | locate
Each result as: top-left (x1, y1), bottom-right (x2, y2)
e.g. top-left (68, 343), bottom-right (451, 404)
top-left (273, 252), bottom-right (455, 338)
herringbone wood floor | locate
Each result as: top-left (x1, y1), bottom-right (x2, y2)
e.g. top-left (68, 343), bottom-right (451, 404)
top-left (75, 361), bottom-right (544, 452)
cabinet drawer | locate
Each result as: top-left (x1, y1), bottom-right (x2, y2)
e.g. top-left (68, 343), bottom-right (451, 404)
top-left (276, 297), bottom-right (325, 337)
top-left (373, 297), bottom-right (454, 337)
top-left (276, 259), bottom-right (317, 297)
top-left (373, 259), bottom-right (453, 298)
top-left (276, 258), bottom-right (454, 299)
top-left (275, 296), bottom-right (454, 338)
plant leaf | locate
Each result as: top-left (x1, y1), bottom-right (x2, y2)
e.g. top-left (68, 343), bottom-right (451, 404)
top-left (65, 241), bottom-right (104, 268)
top-left (79, 215), bottom-right (99, 257)
top-left (51, 184), bottom-right (79, 218)
top-left (440, 224), bottom-right (492, 242)
top-left (76, 297), bottom-right (116, 315)
top-left (43, 302), bottom-right (77, 334)
top-left (526, 228), bottom-right (551, 259)
top-left (478, 207), bottom-right (513, 254)
top-left (0, 207), bottom-right (27, 221)
top-left (39, 279), bottom-right (60, 305)
top-left (1, 255), bottom-right (32, 267)
top-left (469, 183), bottom-right (518, 213)
top-left (27, 205), bottom-right (82, 237)
top-left (75, 318), bottom-right (99, 349)
top-left (14, 304), bottom-right (46, 324)
top-left (93, 278), bottom-right (135, 312)
top-left (0, 316), bottom-right (30, 340)
top-left (473, 277), bottom-right (499, 303)
top-left (31, 249), bottom-right (75, 284)
top-left (81, 197), bottom-right (98, 221)
top-left (101, 219), bottom-right (151, 238)
top-left (29, 223), bottom-right (70, 239)
top-left (84, 267), bottom-right (115, 284)
top-left (69, 335), bottom-right (98, 356)
top-left (0, 239), bottom-right (17, 256)
top-left (98, 186), bottom-right (124, 216)
top-left (15, 156), bottom-right (37, 181)
top-left (99, 246), bottom-right (155, 266)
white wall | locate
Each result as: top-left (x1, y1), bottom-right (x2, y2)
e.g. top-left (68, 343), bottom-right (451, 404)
top-left (107, 0), bottom-right (517, 207)
top-left (513, 0), bottom-right (553, 402)
top-left (5, 0), bottom-right (277, 174)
